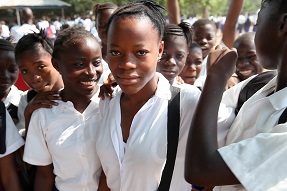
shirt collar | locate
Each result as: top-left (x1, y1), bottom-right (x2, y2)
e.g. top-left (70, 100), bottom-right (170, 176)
top-left (114, 72), bottom-right (172, 100)
top-left (267, 76), bottom-right (287, 110)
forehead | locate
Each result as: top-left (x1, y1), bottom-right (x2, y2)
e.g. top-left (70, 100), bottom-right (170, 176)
top-left (108, 16), bottom-right (161, 43)
top-left (97, 9), bottom-right (114, 20)
top-left (194, 24), bottom-right (216, 35)
top-left (164, 35), bottom-right (187, 48)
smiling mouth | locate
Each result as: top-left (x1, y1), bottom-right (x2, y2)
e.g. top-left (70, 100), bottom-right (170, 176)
top-left (80, 81), bottom-right (96, 86)
top-left (237, 69), bottom-right (253, 76)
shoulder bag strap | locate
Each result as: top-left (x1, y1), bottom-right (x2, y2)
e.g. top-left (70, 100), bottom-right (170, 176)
top-left (0, 102), bottom-right (6, 154)
top-left (158, 86), bottom-right (180, 191)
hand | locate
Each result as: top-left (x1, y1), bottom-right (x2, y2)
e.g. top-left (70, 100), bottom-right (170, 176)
top-left (99, 73), bottom-right (117, 100)
top-left (24, 90), bottom-right (61, 120)
top-left (207, 45), bottom-right (238, 81)
top-left (176, 76), bottom-right (185, 85)
top-left (225, 75), bottom-right (240, 90)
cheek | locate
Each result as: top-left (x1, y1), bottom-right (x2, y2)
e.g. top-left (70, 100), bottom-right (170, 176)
top-left (196, 66), bottom-right (202, 75)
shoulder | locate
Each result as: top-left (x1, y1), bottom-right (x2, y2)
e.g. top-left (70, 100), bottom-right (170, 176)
top-left (178, 84), bottom-right (201, 104)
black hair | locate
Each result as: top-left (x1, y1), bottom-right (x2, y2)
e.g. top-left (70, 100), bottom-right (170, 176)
top-left (261, 0), bottom-right (287, 19)
top-left (94, 2), bottom-right (118, 19)
top-left (192, 18), bottom-right (217, 32)
top-left (163, 22), bottom-right (193, 48)
top-left (15, 30), bottom-right (53, 61)
top-left (106, 0), bottom-right (166, 39)
top-left (0, 39), bottom-right (14, 51)
top-left (53, 26), bottom-right (100, 59)
top-left (189, 42), bottom-right (202, 51)
top-left (233, 32), bottom-right (255, 48)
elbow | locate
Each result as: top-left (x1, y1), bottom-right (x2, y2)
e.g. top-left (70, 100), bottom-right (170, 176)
top-left (184, 159), bottom-right (216, 186)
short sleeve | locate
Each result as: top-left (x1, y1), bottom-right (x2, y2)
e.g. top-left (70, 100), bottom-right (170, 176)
top-left (0, 110), bottom-right (24, 158)
top-left (23, 110), bottom-right (52, 166)
top-left (16, 91), bottom-right (29, 132)
top-left (218, 123), bottom-right (287, 191)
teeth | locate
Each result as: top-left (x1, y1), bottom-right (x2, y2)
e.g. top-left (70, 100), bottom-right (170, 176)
top-left (238, 70), bottom-right (252, 76)
top-left (81, 81), bottom-right (96, 86)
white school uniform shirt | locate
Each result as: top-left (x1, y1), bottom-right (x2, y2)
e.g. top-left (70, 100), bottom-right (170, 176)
top-left (10, 24), bottom-right (39, 43)
top-left (4, 85), bottom-right (22, 109)
top-left (215, 75), bottom-right (287, 191)
top-left (0, 109), bottom-right (24, 158)
top-left (97, 73), bottom-right (200, 191)
top-left (16, 90), bottom-right (32, 132)
top-left (23, 93), bottom-right (102, 191)
top-left (97, 73), bottom-right (233, 191)
top-left (194, 56), bottom-right (208, 89)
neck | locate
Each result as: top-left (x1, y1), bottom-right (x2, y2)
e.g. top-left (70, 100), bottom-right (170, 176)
top-left (121, 75), bottom-right (158, 107)
top-left (0, 88), bottom-right (10, 102)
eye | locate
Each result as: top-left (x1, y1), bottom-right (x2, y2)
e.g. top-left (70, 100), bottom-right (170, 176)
top-left (176, 53), bottom-right (185, 60)
top-left (194, 61), bottom-right (202, 66)
top-left (161, 51), bottom-right (167, 57)
top-left (20, 69), bottom-right (28, 74)
top-left (93, 59), bottom-right (102, 67)
top-left (207, 36), bottom-right (213, 41)
top-left (137, 50), bottom-right (148, 56)
top-left (110, 50), bottom-right (121, 56)
top-left (74, 62), bottom-right (84, 67)
top-left (38, 65), bottom-right (45, 70)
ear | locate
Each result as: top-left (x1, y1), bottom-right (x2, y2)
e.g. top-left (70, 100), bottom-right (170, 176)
top-left (158, 40), bottom-right (164, 59)
top-left (279, 14), bottom-right (287, 33)
top-left (51, 57), bottom-right (61, 74)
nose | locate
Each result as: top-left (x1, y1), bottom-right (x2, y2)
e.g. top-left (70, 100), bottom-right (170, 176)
top-left (165, 57), bottom-right (176, 66)
top-left (188, 63), bottom-right (197, 71)
top-left (119, 54), bottom-right (136, 69)
top-left (198, 38), bottom-right (207, 45)
top-left (86, 64), bottom-right (97, 77)
top-left (236, 58), bottom-right (250, 66)
top-left (30, 72), bottom-right (41, 83)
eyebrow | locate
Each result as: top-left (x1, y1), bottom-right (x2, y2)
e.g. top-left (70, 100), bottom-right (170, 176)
top-left (109, 43), bottom-right (147, 48)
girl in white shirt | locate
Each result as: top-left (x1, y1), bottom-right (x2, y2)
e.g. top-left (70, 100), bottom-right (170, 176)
top-left (96, 1), bottom-right (215, 190)
top-left (23, 27), bottom-right (103, 191)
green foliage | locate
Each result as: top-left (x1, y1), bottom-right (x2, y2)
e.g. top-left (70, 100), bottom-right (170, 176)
top-left (61, 0), bottom-right (262, 18)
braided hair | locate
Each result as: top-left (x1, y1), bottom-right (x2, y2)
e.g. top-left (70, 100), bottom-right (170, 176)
top-left (15, 30), bottom-right (53, 61)
top-left (53, 26), bottom-right (100, 60)
top-left (107, 0), bottom-right (166, 39)
top-left (0, 39), bottom-right (15, 51)
top-left (163, 22), bottom-right (193, 47)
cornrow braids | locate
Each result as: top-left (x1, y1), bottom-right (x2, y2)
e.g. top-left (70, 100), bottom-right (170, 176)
top-left (53, 26), bottom-right (100, 60)
top-left (163, 22), bottom-right (193, 47)
top-left (107, 0), bottom-right (166, 39)
top-left (94, 2), bottom-right (118, 19)
top-left (15, 30), bottom-right (53, 61)
top-left (0, 39), bottom-right (15, 51)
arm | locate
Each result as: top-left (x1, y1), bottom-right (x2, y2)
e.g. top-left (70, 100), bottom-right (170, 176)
top-left (0, 152), bottom-right (23, 191)
top-left (24, 91), bottom-right (61, 137)
top-left (185, 46), bottom-right (239, 186)
top-left (34, 164), bottom-right (55, 191)
top-left (167, 0), bottom-right (181, 24)
top-left (98, 171), bottom-right (110, 191)
top-left (222, 0), bottom-right (244, 48)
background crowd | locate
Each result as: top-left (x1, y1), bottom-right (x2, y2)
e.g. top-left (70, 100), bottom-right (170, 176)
top-left (0, 0), bottom-right (286, 190)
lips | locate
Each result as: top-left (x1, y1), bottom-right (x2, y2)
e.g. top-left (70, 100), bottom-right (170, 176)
top-left (237, 69), bottom-right (253, 77)
top-left (116, 74), bottom-right (140, 85)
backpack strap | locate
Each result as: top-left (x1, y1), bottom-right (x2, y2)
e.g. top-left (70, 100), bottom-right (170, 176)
top-left (27, 90), bottom-right (38, 103)
top-left (236, 71), bottom-right (277, 115)
top-left (158, 86), bottom-right (180, 191)
top-left (7, 103), bottom-right (19, 121)
top-left (278, 107), bottom-right (287, 124)
top-left (0, 102), bottom-right (6, 154)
